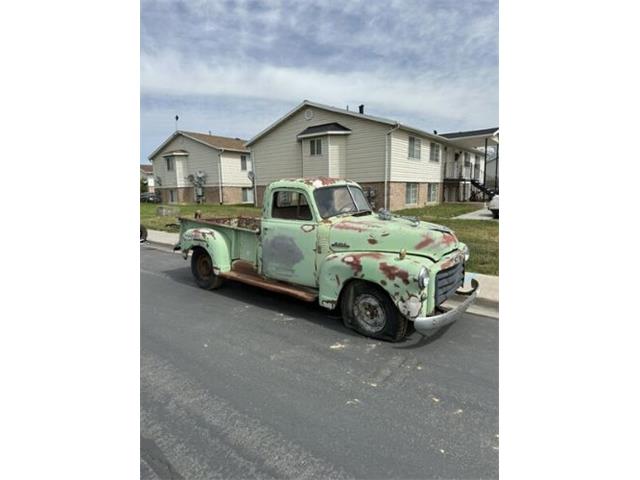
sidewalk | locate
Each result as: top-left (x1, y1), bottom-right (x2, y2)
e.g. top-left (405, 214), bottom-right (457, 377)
top-left (144, 229), bottom-right (499, 319)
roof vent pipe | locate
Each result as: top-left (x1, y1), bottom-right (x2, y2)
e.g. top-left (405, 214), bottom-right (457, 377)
top-left (358, 104), bottom-right (364, 114)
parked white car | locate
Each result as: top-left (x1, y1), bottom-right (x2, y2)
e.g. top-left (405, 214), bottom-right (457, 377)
top-left (488, 195), bottom-right (499, 219)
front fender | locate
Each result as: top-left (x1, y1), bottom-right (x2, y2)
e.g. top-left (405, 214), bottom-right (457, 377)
top-left (179, 228), bottom-right (232, 272)
top-left (318, 251), bottom-right (428, 318)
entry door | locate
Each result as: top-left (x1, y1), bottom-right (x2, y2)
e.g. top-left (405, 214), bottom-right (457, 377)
top-left (260, 189), bottom-right (318, 287)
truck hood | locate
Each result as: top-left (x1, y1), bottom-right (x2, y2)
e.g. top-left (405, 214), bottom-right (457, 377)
top-left (328, 214), bottom-right (461, 261)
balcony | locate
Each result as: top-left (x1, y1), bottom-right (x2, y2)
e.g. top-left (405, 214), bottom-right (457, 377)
top-left (444, 163), bottom-right (474, 181)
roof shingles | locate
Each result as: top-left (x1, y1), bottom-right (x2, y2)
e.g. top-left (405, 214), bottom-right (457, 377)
top-left (181, 131), bottom-right (249, 152)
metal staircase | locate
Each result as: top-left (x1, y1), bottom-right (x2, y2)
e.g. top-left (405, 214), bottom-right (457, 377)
top-left (470, 179), bottom-right (498, 199)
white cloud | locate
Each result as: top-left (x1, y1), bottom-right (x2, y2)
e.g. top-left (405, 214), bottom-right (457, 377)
top-left (141, 50), bottom-right (497, 128)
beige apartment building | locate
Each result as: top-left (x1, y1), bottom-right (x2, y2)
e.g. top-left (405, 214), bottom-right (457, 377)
top-left (247, 100), bottom-right (494, 210)
top-left (149, 131), bottom-right (254, 204)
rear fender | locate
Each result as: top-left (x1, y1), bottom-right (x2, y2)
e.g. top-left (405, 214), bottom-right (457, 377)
top-left (318, 251), bottom-right (428, 319)
top-left (179, 228), bottom-right (232, 273)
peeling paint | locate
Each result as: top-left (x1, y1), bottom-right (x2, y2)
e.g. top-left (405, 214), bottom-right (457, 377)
top-left (342, 252), bottom-right (384, 274)
top-left (379, 262), bottom-right (410, 285)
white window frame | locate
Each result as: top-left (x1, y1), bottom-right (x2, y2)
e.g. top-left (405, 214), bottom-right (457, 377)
top-left (408, 136), bottom-right (421, 160)
top-left (310, 138), bottom-right (322, 156)
top-left (429, 142), bottom-right (440, 162)
top-left (240, 155), bottom-right (247, 171)
top-left (242, 187), bottom-right (254, 204)
top-left (165, 156), bottom-right (174, 171)
top-left (405, 182), bottom-right (418, 205)
top-left (427, 183), bottom-right (439, 202)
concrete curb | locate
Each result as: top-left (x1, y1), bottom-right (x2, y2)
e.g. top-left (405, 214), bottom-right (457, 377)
top-left (144, 229), bottom-right (499, 318)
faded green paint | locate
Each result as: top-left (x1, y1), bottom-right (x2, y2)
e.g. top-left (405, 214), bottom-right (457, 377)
top-left (177, 178), bottom-right (470, 321)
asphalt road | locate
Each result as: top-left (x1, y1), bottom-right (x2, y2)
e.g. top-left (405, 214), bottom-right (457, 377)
top-left (141, 245), bottom-right (498, 479)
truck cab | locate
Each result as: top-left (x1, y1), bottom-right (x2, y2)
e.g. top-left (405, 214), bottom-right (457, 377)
top-left (177, 177), bottom-right (478, 342)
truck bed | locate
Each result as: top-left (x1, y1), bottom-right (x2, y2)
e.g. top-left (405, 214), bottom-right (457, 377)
top-left (178, 216), bottom-right (261, 264)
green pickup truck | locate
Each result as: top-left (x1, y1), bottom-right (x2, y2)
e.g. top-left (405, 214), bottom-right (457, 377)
top-left (176, 177), bottom-right (478, 342)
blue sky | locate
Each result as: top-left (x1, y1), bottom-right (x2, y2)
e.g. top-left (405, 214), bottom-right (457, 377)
top-left (141, 0), bottom-right (498, 164)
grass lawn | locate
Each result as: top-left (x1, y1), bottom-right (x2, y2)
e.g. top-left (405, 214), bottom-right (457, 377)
top-left (141, 201), bottom-right (497, 275)
top-left (395, 203), bottom-right (498, 276)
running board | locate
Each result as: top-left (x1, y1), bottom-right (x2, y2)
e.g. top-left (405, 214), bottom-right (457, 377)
top-left (219, 269), bottom-right (318, 302)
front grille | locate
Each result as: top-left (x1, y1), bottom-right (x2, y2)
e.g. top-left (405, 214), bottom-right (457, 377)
top-left (435, 261), bottom-right (465, 306)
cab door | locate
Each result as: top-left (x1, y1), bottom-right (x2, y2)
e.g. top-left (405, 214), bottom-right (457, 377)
top-left (260, 188), bottom-right (318, 287)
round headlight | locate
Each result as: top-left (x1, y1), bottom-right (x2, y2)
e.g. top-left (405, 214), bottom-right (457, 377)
top-left (462, 244), bottom-right (470, 262)
top-left (418, 266), bottom-right (429, 289)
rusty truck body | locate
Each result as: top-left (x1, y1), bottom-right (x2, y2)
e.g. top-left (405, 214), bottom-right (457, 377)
top-left (175, 177), bottom-right (478, 342)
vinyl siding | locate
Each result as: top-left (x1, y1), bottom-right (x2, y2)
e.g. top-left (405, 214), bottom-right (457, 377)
top-left (389, 130), bottom-right (443, 183)
top-left (151, 136), bottom-right (220, 187)
top-left (250, 106), bottom-right (389, 185)
top-left (302, 137), bottom-right (329, 177)
top-left (221, 151), bottom-right (252, 187)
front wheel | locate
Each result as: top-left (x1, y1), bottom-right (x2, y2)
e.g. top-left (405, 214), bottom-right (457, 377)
top-left (140, 225), bottom-right (148, 242)
top-left (341, 281), bottom-right (408, 342)
top-left (191, 249), bottom-right (224, 290)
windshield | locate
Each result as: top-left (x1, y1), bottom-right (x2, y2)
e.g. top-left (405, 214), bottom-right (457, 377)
top-left (314, 185), bottom-right (372, 219)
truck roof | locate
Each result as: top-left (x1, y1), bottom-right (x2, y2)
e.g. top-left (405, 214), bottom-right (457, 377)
top-left (269, 177), bottom-right (360, 192)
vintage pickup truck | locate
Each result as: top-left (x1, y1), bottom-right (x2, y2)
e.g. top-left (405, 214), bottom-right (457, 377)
top-left (175, 177), bottom-right (478, 342)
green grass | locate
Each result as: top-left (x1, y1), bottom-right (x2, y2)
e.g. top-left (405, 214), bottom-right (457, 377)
top-left (395, 203), bottom-right (498, 275)
top-left (141, 201), bottom-right (498, 275)
top-left (396, 202), bottom-right (485, 219)
top-left (140, 202), bottom-right (260, 232)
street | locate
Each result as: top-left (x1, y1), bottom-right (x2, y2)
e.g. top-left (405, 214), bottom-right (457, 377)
top-left (141, 245), bottom-right (498, 479)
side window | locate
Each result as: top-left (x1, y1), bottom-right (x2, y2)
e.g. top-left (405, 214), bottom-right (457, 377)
top-left (271, 190), bottom-right (313, 221)
top-left (309, 138), bottom-right (322, 156)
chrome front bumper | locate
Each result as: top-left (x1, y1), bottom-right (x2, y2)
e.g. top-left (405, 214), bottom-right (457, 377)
top-left (413, 279), bottom-right (479, 334)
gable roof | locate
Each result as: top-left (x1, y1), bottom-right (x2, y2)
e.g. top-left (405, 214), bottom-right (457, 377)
top-left (245, 100), bottom-right (482, 153)
top-left (148, 130), bottom-right (249, 160)
top-left (140, 165), bottom-right (153, 174)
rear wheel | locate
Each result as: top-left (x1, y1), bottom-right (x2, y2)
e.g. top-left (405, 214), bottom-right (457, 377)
top-left (140, 225), bottom-right (148, 242)
top-left (191, 249), bottom-right (223, 290)
top-left (341, 281), bottom-right (408, 342)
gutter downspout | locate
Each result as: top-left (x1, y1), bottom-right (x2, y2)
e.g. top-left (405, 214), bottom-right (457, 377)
top-left (217, 148), bottom-right (224, 204)
top-left (483, 138), bottom-right (488, 200)
top-left (250, 150), bottom-right (258, 207)
top-left (384, 123), bottom-right (400, 210)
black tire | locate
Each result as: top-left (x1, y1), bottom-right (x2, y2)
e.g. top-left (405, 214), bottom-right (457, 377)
top-left (140, 225), bottom-right (148, 242)
top-left (340, 281), bottom-right (408, 342)
top-left (191, 249), bottom-right (224, 290)
top-left (491, 209), bottom-right (499, 219)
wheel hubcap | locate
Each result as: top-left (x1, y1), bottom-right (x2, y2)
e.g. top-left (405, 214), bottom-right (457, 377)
top-left (353, 294), bottom-right (386, 333)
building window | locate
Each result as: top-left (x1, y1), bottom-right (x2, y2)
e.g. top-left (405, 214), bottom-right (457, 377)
top-left (242, 187), bottom-right (254, 203)
top-left (165, 157), bottom-right (174, 171)
top-left (169, 189), bottom-right (176, 203)
top-left (408, 136), bottom-right (421, 160)
top-left (429, 143), bottom-right (440, 162)
top-left (464, 152), bottom-right (471, 166)
top-left (405, 183), bottom-right (418, 204)
top-left (310, 138), bottom-right (322, 156)
top-left (240, 155), bottom-right (248, 171)
top-left (427, 183), bottom-right (439, 202)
